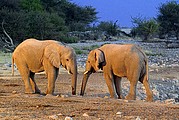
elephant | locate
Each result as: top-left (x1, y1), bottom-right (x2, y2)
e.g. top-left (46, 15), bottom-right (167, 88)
top-left (80, 44), bottom-right (153, 102)
top-left (12, 38), bottom-right (77, 95)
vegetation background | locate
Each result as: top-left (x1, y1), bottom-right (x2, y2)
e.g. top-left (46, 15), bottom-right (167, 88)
top-left (0, 0), bottom-right (179, 52)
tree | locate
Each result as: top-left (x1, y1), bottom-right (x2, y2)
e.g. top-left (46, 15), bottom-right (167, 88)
top-left (132, 17), bottom-right (158, 41)
top-left (97, 21), bottom-right (119, 36)
top-left (20, 0), bottom-right (43, 12)
top-left (0, 0), bottom-right (98, 50)
top-left (157, 1), bottom-right (179, 40)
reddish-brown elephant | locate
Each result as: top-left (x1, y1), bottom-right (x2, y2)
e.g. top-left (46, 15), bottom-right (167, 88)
top-left (80, 44), bottom-right (153, 102)
top-left (12, 38), bottom-right (77, 95)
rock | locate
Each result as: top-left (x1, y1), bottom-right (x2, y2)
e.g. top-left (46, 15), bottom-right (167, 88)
top-left (12, 91), bottom-right (17, 94)
top-left (164, 99), bottom-right (175, 104)
top-left (45, 94), bottom-right (54, 98)
top-left (49, 115), bottom-right (58, 119)
top-left (104, 96), bottom-right (109, 98)
top-left (123, 100), bottom-right (129, 103)
top-left (83, 113), bottom-right (89, 117)
top-left (60, 94), bottom-right (69, 98)
top-left (116, 111), bottom-right (122, 115)
top-left (136, 116), bottom-right (141, 120)
top-left (65, 116), bottom-right (73, 120)
top-left (116, 111), bottom-right (122, 117)
top-left (57, 113), bottom-right (63, 116)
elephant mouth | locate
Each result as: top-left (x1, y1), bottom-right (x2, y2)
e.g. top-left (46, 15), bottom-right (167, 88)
top-left (84, 68), bottom-right (95, 74)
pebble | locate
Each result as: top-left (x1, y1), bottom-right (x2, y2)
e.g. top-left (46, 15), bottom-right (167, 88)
top-left (65, 116), bottom-right (73, 120)
top-left (48, 115), bottom-right (58, 120)
top-left (104, 96), bottom-right (109, 98)
top-left (60, 94), bottom-right (69, 98)
top-left (116, 111), bottom-right (122, 117)
top-left (136, 116), bottom-right (141, 120)
top-left (83, 113), bottom-right (89, 117)
top-left (12, 91), bottom-right (17, 94)
top-left (164, 99), bottom-right (175, 104)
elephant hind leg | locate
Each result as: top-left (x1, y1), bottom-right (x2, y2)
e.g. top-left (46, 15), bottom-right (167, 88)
top-left (140, 74), bottom-right (153, 102)
top-left (114, 76), bottom-right (123, 99)
top-left (17, 65), bottom-right (33, 94)
top-left (30, 72), bottom-right (41, 94)
top-left (125, 74), bottom-right (138, 100)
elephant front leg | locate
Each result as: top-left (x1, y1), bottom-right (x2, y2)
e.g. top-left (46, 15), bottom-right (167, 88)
top-left (104, 73), bottom-right (118, 99)
top-left (46, 68), bottom-right (58, 95)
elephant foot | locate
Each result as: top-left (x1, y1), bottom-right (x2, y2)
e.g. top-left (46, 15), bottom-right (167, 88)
top-left (25, 91), bottom-right (35, 94)
top-left (118, 95), bottom-right (124, 99)
top-left (146, 95), bottom-right (153, 102)
top-left (46, 90), bottom-right (54, 95)
top-left (35, 89), bottom-right (41, 94)
top-left (125, 94), bottom-right (136, 100)
top-left (110, 94), bottom-right (118, 99)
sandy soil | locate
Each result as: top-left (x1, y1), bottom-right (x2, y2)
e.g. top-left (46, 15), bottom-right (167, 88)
top-left (0, 66), bottom-right (179, 120)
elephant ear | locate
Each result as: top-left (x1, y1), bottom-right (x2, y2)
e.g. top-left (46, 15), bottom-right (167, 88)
top-left (44, 44), bottom-right (61, 68)
top-left (94, 49), bottom-right (105, 69)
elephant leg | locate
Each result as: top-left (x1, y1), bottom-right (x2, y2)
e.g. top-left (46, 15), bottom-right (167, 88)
top-left (46, 67), bottom-right (59, 95)
top-left (126, 75), bottom-right (138, 100)
top-left (104, 73), bottom-right (117, 98)
top-left (29, 72), bottom-right (41, 94)
top-left (18, 65), bottom-right (33, 94)
top-left (114, 76), bottom-right (123, 99)
top-left (140, 75), bottom-right (153, 102)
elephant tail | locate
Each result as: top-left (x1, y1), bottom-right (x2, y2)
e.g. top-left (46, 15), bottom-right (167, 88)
top-left (12, 55), bottom-right (14, 76)
top-left (145, 59), bottom-right (149, 81)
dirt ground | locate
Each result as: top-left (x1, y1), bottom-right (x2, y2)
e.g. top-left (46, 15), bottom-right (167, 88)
top-left (0, 66), bottom-right (179, 120)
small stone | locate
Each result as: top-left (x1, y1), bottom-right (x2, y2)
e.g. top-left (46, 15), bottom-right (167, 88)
top-left (45, 94), bottom-right (54, 98)
top-left (116, 111), bottom-right (122, 117)
top-left (83, 113), bottom-right (89, 117)
top-left (57, 113), bottom-right (63, 116)
top-left (60, 94), bottom-right (69, 98)
top-left (65, 116), bottom-right (73, 120)
top-left (56, 95), bottom-right (60, 97)
top-left (124, 100), bottom-right (129, 103)
top-left (136, 116), bottom-right (141, 120)
top-left (165, 99), bottom-right (175, 104)
top-left (12, 91), bottom-right (17, 94)
top-left (104, 96), bottom-right (109, 98)
top-left (116, 111), bottom-right (122, 115)
top-left (49, 115), bottom-right (58, 119)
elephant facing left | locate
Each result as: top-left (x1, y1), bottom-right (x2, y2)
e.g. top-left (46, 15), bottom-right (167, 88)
top-left (12, 38), bottom-right (77, 95)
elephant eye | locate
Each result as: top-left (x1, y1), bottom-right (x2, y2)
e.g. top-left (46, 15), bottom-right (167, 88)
top-left (88, 61), bottom-right (90, 63)
top-left (66, 59), bottom-right (69, 61)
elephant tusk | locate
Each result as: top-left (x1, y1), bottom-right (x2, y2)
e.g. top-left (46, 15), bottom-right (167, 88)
top-left (84, 71), bottom-right (89, 75)
top-left (68, 70), bottom-right (71, 74)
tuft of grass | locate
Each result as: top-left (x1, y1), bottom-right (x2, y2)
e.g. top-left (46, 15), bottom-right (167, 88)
top-left (72, 44), bottom-right (100, 55)
top-left (145, 50), bottom-right (163, 56)
top-left (73, 47), bottom-right (85, 54)
top-left (0, 51), bottom-right (12, 63)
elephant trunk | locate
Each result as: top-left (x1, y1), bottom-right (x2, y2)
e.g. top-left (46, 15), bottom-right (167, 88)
top-left (80, 71), bottom-right (91, 96)
top-left (71, 61), bottom-right (77, 95)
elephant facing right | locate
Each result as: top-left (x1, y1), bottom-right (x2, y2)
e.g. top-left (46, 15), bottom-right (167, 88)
top-left (80, 44), bottom-right (153, 102)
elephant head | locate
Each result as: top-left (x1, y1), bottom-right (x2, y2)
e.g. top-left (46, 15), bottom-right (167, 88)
top-left (80, 49), bottom-right (105, 95)
top-left (44, 43), bottom-right (77, 95)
